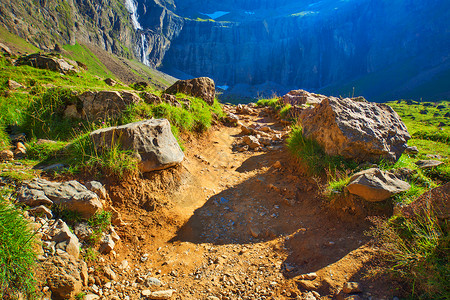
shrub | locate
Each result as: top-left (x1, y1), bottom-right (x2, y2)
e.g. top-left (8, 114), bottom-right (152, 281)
top-left (87, 211), bottom-right (111, 244)
top-left (0, 195), bottom-right (37, 299)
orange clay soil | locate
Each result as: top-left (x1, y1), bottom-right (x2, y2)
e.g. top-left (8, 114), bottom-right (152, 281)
top-left (85, 106), bottom-right (400, 299)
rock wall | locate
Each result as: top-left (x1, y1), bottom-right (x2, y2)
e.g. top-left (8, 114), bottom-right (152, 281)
top-left (161, 0), bottom-right (450, 101)
top-left (0, 0), bottom-right (183, 67)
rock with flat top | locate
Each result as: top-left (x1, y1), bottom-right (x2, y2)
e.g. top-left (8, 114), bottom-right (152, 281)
top-left (17, 178), bottom-right (103, 218)
top-left (16, 53), bottom-right (78, 74)
top-left (165, 77), bottom-right (215, 105)
top-left (77, 90), bottom-right (141, 120)
top-left (415, 160), bottom-right (444, 169)
top-left (346, 168), bottom-right (410, 202)
top-left (90, 119), bottom-right (184, 173)
top-left (28, 205), bottom-right (52, 219)
top-left (145, 289), bottom-right (175, 299)
top-left (301, 97), bottom-right (410, 163)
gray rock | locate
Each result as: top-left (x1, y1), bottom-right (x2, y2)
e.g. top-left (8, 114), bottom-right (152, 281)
top-left (144, 289), bottom-right (175, 299)
top-left (89, 119), bottom-right (184, 173)
top-left (104, 78), bottom-right (117, 86)
top-left (85, 181), bottom-right (108, 200)
top-left (301, 97), bottom-right (410, 163)
top-left (282, 89), bottom-right (325, 106)
top-left (77, 90), bottom-right (141, 121)
top-left (404, 145), bottom-right (419, 155)
top-left (16, 53), bottom-right (78, 74)
top-left (17, 187), bottom-right (53, 207)
top-left (165, 77), bottom-right (215, 105)
top-left (346, 168), bottom-right (411, 202)
top-left (48, 219), bottom-right (80, 259)
top-left (415, 160), bottom-right (444, 169)
top-left (146, 277), bottom-right (162, 287)
top-left (243, 135), bottom-right (261, 149)
top-left (103, 266), bottom-right (117, 281)
top-left (28, 205), bottom-right (53, 219)
top-left (99, 234), bottom-right (115, 254)
top-left (0, 42), bottom-right (11, 56)
top-left (142, 92), bottom-right (162, 105)
top-left (18, 178), bottom-right (103, 218)
top-left (7, 79), bottom-right (24, 90)
top-left (74, 223), bottom-right (94, 241)
top-left (401, 182), bottom-right (449, 221)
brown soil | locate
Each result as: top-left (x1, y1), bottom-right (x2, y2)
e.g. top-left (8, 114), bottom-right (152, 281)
top-left (82, 107), bottom-right (398, 299)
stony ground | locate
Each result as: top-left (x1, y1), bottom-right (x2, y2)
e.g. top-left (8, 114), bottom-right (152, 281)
top-left (33, 105), bottom-right (398, 300)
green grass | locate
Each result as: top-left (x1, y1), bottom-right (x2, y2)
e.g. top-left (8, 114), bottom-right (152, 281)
top-left (0, 194), bottom-right (37, 299)
top-left (87, 211), bottom-right (112, 244)
top-left (62, 43), bottom-right (114, 79)
top-left (368, 213), bottom-right (449, 299)
top-left (287, 125), bottom-right (358, 176)
top-left (0, 27), bottom-right (39, 53)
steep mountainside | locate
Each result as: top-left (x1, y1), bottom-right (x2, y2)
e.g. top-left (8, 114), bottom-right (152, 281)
top-left (0, 0), bottom-right (181, 66)
top-left (0, 0), bottom-right (448, 101)
top-left (160, 0), bottom-right (450, 101)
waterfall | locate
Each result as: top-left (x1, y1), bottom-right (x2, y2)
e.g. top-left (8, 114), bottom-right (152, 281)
top-left (124, 0), bottom-right (142, 30)
top-left (140, 33), bottom-right (150, 66)
top-left (124, 0), bottom-right (151, 66)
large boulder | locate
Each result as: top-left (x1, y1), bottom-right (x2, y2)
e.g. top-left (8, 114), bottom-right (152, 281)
top-left (401, 183), bottom-right (449, 221)
top-left (70, 90), bottom-right (141, 121)
top-left (165, 77), bottom-right (215, 105)
top-left (346, 168), bottom-right (411, 202)
top-left (17, 178), bottom-right (103, 218)
top-left (90, 119), bottom-right (184, 173)
top-left (15, 53), bottom-right (78, 74)
top-left (301, 97), bottom-right (410, 163)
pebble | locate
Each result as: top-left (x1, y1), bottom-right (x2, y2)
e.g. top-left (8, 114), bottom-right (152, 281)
top-left (343, 282), bottom-right (363, 294)
top-left (146, 277), bottom-right (162, 287)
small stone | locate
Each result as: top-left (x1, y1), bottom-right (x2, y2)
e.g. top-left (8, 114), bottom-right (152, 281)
top-left (312, 291), bottom-right (320, 298)
top-left (99, 235), bottom-right (115, 254)
top-left (344, 296), bottom-right (362, 300)
top-left (146, 277), bottom-right (162, 287)
top-left (104, 266), bottom-right (117, 281)
top-left (342, 282), bottom-right (363, 294)
top-left (249, 227), bottom-right (260, 238)
top-left (299, 272), bottom-right (317, 280)
top-left (272, 161), bottom-right (282, 168)
top-left (84, 294), bottom-right (100, 300)
top-left (147, 289), bottom-right (175, 299)
top-left (404, 145), bottom-right (419, 155)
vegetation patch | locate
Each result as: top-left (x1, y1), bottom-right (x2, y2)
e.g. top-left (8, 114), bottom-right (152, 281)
top-left (0, 194), bottom-right (37, 299)
top-left (368, 213), bottom-right (449, 299)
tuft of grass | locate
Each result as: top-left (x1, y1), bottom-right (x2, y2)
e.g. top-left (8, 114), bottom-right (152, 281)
top-left (256, 98), bottom-right (283, 109)
top-left (22, 87), bottom-right (88, 141)
top-left (287, 125), bottom-right (358, 175)
top-left (87, 211), bottom-right (111, 244)
top-left (0, 195), bottom-right (37, 299)
top-left (83, 247), bottom-right (98, 262)
top-left (368, 212), bottom-right (449, 299)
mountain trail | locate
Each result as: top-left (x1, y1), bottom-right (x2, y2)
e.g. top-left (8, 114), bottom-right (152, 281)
top-left (96, 106), bottom-right (396, 299)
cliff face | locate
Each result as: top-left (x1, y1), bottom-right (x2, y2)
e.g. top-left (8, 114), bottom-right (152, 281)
top-left (0, 0), bottom-right (182, 67)
top-left (160, 0), bottom-right (450, 101)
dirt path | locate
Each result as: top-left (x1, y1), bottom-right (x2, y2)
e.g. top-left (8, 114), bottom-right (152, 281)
top-left (102, 106), bottom-right (395, 300)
